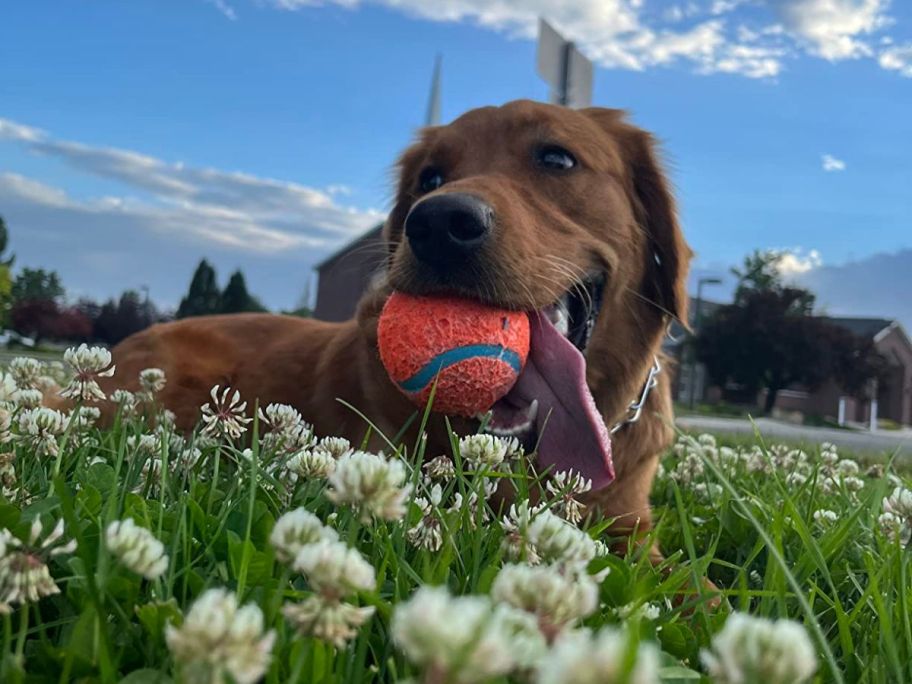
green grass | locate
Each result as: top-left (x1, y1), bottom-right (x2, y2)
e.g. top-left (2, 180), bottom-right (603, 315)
top-left (1, 378), bottom-right (911, 683)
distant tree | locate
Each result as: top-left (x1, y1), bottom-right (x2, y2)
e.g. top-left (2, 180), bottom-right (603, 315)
top-left (177, 260), bottom-right (221, 319)
top-left (12, 267), bottom-right (64, 304)
top-left (95, 290), bottom-right (159, 345)
top-left (0, 216), bottom-right (14, 327)
top-left (219, 270), bottom-right (266, 314)
top-left (50, 307), bottom-right (93, 341)
top-left (698, 250), bottom-right (886, 413)
top-left (10, 299), bottom-right (60, 342)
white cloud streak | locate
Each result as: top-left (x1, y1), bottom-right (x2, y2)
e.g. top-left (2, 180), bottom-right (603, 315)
top-left (0, 117), bottom-right (382, 255)
top-left (265, 0), bottom-right (910, 80)
top-left (822, 154), bottom-right (847, 172)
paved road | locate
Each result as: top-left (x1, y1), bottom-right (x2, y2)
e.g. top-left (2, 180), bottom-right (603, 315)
top-left (677, 415), bottom-right (912, 458)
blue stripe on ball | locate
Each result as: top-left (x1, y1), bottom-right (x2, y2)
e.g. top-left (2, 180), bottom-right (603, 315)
top-left (398, 344), bottom-right (523, 394)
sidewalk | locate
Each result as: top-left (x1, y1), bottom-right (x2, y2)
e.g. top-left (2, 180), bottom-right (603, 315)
top-left (676, 415), bottom-right (912, 458)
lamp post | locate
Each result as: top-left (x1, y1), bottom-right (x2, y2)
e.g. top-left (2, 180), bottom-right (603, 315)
top-left (688, 277), bottom-right (722, 410)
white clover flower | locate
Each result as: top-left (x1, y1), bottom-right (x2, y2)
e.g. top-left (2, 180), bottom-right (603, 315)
top-left (16, 407), bottom-right (66, 458)
top-left (392, 585), bottom-right (531, 683)
top-left (536, 626), bottom-right (660, 684)
top-left (0, 452), bottom-right (15, 500)
top-left (138, 368), bottom-right (166, 395)
top-left (812, 509), bottom-right (838, 527)
top-left (459, 434), bottom-right (509, 469)
top-left (67, 405), bottom-right (101, 432)
top-left (59, 344), bottom-right (115, 402)
top-left (836, 459), bottom-right (860, 476)
top-left (694, 482), bottom-right (724, 501)
top-left (878, 511), bottom-right (909, 545)
top-left (527, 509), bottom-right (596, 568)
top-left (127, 434), bottom-right (160, 457)
top-left (407, 483), bottom-right (445, 552)
top-left (879, 486), bottom-right (912, 545)
top-left (200, 385), bottom-right (252, 441)
top-left (616, 601), bottom-right (661, 621)
top-left (785, 472), bottom-right (808, 488)
top-left (501, 501), bottom-right (544, 564)
top-left (316, 436), bottom-right (353, 460)
top-left (257, 403), bottom-right (304, 433)
top-left (110, 389), bottom-right (138, 417)
top-left (286, 447), bottom-right (336, 479)
top-left (0, 407), bottom-right (11, 445)
top-left (165, 588), bottom-right (275, 684)
top-left (546, 471), bottom-right (592, 524)
top-left (0, 372), bottom-right (20, 405)
top-left (282, 596), bottom-right (375, 647)
top-left (326, 451), bottom-right (411, 523)
top-left (0, 519), bottom-right (76, 608)
top-left (424, 455), bottom-right (456, 480)
top-left (9, 358), bottom-right (44, 391)
top-left (14, 388), bottom-right (43, 409)
top-left (700, 613), bottom-right (817, 684)
top-left (491, 564), bottom-right (597, 637)
top-left (883, 486), bottom-right (912, 518)
top-left (105, 518), bottom-right (169, 580)
top-left (269, 509), bottom-right (338, 564)
top-left (292, 539), bottom-right (375, 599)
top-left (698, 433), bottom-right (717, 448)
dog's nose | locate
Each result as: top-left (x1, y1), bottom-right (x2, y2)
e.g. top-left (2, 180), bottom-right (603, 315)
top-left (404, 193), bottom-right (493, 270)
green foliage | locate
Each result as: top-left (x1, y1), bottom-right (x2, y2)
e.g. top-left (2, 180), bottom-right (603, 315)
top-left (700, 251), bottom-right (884, 414)
top-left (11, 267), bottom-right (64, 304)
top-left (1, 359), bottom-right (910, 681)
top-left (176, 259), bottom-right (221, 319)
top-left (220, 270), bottom-right (266, 314)
top-left (177, 261), bottom-right (267, 318)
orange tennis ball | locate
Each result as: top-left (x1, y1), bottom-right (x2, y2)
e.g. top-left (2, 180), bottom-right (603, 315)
top-left (378, 292), bottom-right (530, 417)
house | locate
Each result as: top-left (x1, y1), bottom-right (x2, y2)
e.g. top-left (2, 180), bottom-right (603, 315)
top-left (313, 224), bottom-right (385, 322)
top-left (772, 318), bottom-right (912, 427)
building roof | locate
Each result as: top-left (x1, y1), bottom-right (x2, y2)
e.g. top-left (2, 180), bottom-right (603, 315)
top-left (822, 317), bottom-right (894, 339)
top-left (315, 223), bottom-right (384, 271)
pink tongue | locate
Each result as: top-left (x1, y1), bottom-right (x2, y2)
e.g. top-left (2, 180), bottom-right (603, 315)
top-left (507, 312), bottom-right (615, 490)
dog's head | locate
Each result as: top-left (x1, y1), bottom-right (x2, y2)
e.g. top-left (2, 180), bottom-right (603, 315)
top-left (382, 100), bottom-right (691, 487)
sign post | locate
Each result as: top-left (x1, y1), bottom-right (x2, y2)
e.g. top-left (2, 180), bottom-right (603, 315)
top-left (536, 19), bottom-right (593, 108)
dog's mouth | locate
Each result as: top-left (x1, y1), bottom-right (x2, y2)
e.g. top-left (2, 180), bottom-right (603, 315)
top-left (482, 274), bottom-right (616, 489)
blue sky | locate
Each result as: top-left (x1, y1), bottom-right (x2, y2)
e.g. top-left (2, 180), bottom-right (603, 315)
top-left (1, 0), bottom-right (910, 323)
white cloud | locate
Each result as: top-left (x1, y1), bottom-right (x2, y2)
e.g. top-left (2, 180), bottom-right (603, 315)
top-left (268, 0), bottom-right (786, 79)
top-left (774, 0), bottom-right (891, 60)
top-left (822, 153), bottom-right (847, 171)
top-left (879, 43), bottom-right (912, 76)
top-left (205, 0), bottom-right (238, 20)
top-left (265, 0), bottom-right (912, 80)
top-left (776, 248), bottom-right (823, 276)
top-left (0, 117), bottom-right (381, 255)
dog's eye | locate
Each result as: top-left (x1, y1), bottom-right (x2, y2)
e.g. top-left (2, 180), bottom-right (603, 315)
top-left (418, 167), bottom-right (445, 193)
top-left (537, 146), bottom-right (577, 171)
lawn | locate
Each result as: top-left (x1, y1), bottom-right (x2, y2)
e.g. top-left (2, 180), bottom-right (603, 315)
top-left (0, 347), bottom-right (910, 683)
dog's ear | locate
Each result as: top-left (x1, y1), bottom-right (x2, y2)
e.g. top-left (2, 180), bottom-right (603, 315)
top-left (583, 108), bottom-right (691, 325)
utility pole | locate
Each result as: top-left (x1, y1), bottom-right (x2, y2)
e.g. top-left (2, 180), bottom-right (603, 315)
top-left (688, 277), bottom-right (722, 409)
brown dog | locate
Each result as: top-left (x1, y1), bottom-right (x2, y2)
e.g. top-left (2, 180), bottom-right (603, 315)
top-left (103, 100), bottom-right (690, 547)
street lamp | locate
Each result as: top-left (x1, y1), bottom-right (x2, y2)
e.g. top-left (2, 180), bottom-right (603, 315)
top-left (687, 277), bottom-right (722, 410)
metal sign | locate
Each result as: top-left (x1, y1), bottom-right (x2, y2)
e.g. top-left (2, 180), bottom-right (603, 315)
top-left (536, 18), bottom-right (593, 108)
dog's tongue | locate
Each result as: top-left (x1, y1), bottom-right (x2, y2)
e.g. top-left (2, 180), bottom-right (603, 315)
top-left (506, 313), bottom-right (615, 490)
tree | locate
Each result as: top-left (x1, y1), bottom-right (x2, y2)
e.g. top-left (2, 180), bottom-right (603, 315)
top-left (177, 260), bottom-right (221, 319)
top-left (12, 267), bottom-right (64, 304)
top-left (697, 250), bottom-right (884, 414)
top-left (94, 290), bottom-right (159, 345)
top-left (0, 216), bottom-right (14, 327)
top-left (219, 270), bottom-right (266, 314)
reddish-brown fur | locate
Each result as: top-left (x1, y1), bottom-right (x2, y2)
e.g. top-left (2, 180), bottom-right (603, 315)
top-left (100, 100), bottom-right (691, 551)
